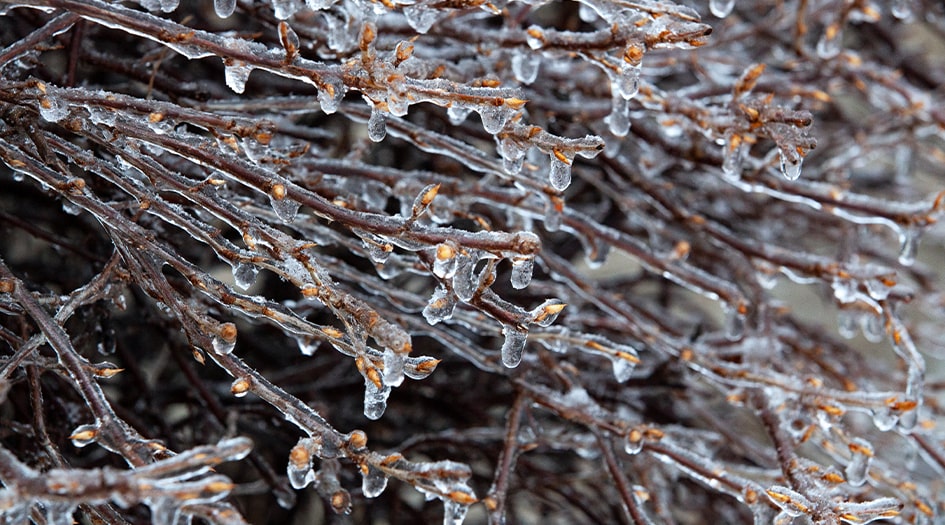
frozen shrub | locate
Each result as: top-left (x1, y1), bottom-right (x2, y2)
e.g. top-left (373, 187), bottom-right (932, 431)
top-left (1, 0), bottom-right (944, 523)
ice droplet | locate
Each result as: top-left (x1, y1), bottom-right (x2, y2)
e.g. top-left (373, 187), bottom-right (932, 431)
top-left (615, 64), bottom-right (641, 100)
top-left (361, 465), bottom-right (389, 498)
top-left (845, 439), bottom-right (873, 486)
top-left (433, 242), bottom-right (459, 278)
top-left (224, 62), bottom-right (253, 94)
top-left (478, 104), bottom-right (512, 134)
top-left (69, 423), bottom-right (99, 448)
top-left (232, 262), bottom-right (259, 290)
top-left (837, 309), bottom-right (858, 339)
top-left (270, 193), bottom-right (300, 223)
top-left (214, 0), bottom-right (236, 18)
top-left (403, 4), bottom-right (441, 33)
top-left (287, 442), bottom-right (316, 489)
top-left (383, 349), bottom-right (406, 388)
top-left (368, 108), bottom-right (387, 142)
top-left (525, 26), bottom-right (543, 49)
top-left (423, 285), bottom-right (457, 325)
top-left (624, 429), bottom-right (644, 455)
top-left (510, 256), bottom-right (534, 289)
top-left (709, 0), bottom-right (734, 18)
top-left (816, 23), bottom-right (843, 59)
top-left (500, 324), bottom-right (528, 368)
top-left (723, 304), bottom-right (746, 340)
top-left (511, 52), bottom-right (540, 84)
top-left (871, 406), bottom-right (898, 431)
top-left (549, 155), bottom-right (572, 191)
top-left (892, 0), bottom-right (913, 20)
top-left (273, 0), bottom-right (302, 19)
top-left (498, 137), bottom-right (527, 175)
top-left (721, 133), bottom-right (747, 178)
top-left (405, 355), bottom-right (440, 380)
top-left (605, 95), bottom-right (631, 137)
top-left (363, 377), bottom-right (391, 420)
top-left (231, 377), bottom-right (251, 397)
top-left (610, 350), bottom-right (638, 382)
top-left (443, 498), bottom-right (471, 525)
top-left (212, 335), bottom-right (236, 355)
top-left (295, 336), bottom-right (318, 356)
top-left (318, 79), bottom-right (345, 114)
top-left (453, 254), bottom-right (478, 302)
top-left (447, 104), bottom-right (472, 125)
top-left (897, 227), bottom-right (919, 266)
top-left (778, 147), bottom-right (803, 180)
top-left (160, 0), bottom-right (180, 12)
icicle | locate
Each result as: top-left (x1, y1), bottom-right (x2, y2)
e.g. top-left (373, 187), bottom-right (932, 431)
top-left (723, 303), bottom-right (746, 340)
top-left (318, 79), bottom-right (345, 114)
top-left (498, 136), bottom-right (527, 175)
top-left (295, 336), bottom-right (318, 356)
top-left (709, 0), bottom-right (735, 18)
top-left (605, 94), bottom-right (631, 137)
top-left (273, 0), bottom-right (302, 19)
top-left (214, 0), bottom-right (237, 18)
top-left (363, 376), bottom-right (392, 420)
top-left (361, 464), bottom-right (389, 497)
top-left (510, 256), bottom-right (534, 289)
top-left (287, 440), bottom-right (316, 489)
top-left (443, 498), bottom-right (471, 525)
top-left (721, 132), bottom-right (747, 179)
top-left (367, 108), bottom-right (387, 142)
top-left (609, 347), bottom-right (638, 382)
top-left (232, 262), bottom-right (259, 291)
top-left (403, 4), bottom-right (441, 33)
top-left (433, 242), bottom-right (459, 279)
top-left (382, 349), bottom-right (406, 388)
top-left (224, 62), bottom-right (253, 94)
top-left (778, 147), bottom-right (803, 180)
top-left (845, 438), bottom-right (873, 486)
top-left (423, 285), bottom-right (457, 325)
top-left (69, 423), bottom-right (99, 448)
top-left (447, 104), bottom-right (472, 125)
top-left (159, 0), bottom-right (180, 12)
top-left (837, 309), bottom-right (858, 339)
top-left (615, 64), bottom-right (641, 100)
top-left (500, 324), bottom-right (528, 368)
top-left (548, 152), bottom-right (572, 191)
top-left (816, 23), bottom-right (843, 59)
top-left (269, 186), bottom-right (300, 223)
top-left (897, 227), bottom-right (919, 266)
top-left (891, 0), bottom-right (913, 20)
top-left (478, 104), bottom-right (512, 135)
top-left (511, 52), bottom-right (540, 84)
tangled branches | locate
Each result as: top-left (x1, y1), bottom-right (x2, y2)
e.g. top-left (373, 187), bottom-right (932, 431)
top-left (1, 0), bottom-right (944, 523)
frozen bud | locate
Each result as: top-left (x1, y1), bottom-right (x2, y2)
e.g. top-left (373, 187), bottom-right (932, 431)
top-left (231, 377), bottom-right (251, 397)
top-left (347, 430), bottom-right (368, 450)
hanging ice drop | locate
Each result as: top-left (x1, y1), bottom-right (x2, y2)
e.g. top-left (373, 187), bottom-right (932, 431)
top-left (214, 0), bottom-right (237, 18)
